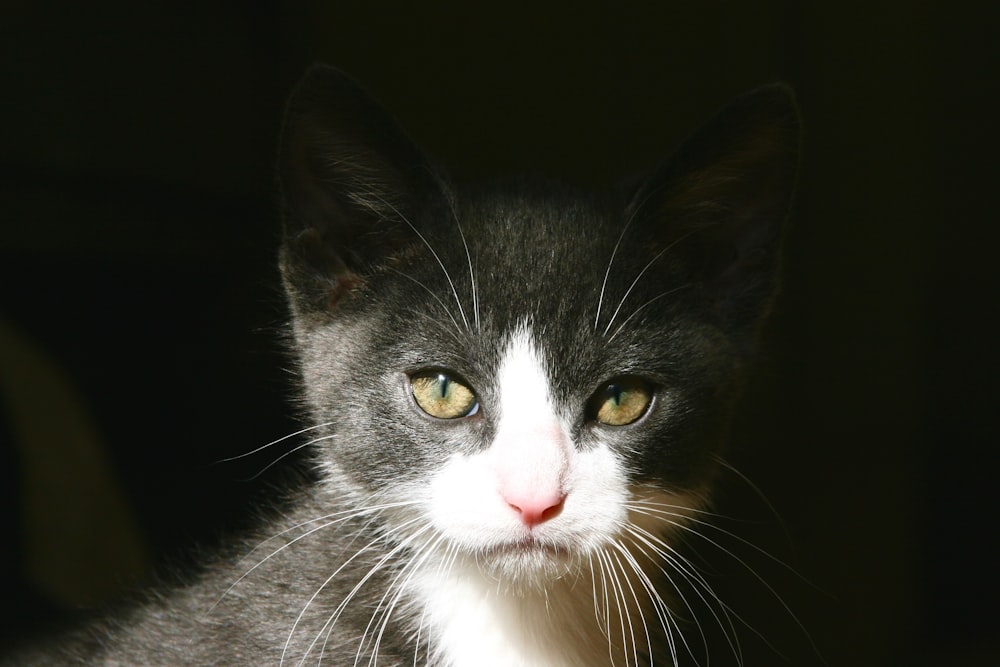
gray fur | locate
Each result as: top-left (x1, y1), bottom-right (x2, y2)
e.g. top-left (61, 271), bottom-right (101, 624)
top-left (4, 67), bottom-right (799, 666)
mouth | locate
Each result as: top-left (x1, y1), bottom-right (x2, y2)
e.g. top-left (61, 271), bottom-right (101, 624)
top-left (489, 532), bottom-right (563, 552)
top-left (476, 536), bottom-right (577, 570)
top-left (466, 539), bottom-right (582, 588)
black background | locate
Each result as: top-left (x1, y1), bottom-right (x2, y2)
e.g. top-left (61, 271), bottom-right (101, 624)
top-left (2, 2), bottom-right (997, 665)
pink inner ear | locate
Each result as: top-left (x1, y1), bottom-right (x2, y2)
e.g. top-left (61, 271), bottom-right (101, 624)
top-left (327, 270), bottom-right (364, 308)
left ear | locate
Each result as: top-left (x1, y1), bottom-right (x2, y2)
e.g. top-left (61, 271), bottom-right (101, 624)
top-left (277, 65), bottom-right (448, 317)
top-left (630, 83), bottom-right (801, 339)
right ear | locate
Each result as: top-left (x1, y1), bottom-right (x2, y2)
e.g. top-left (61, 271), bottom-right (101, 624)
top-left (623, 83), bottom-right (800, 346)
top-left (277, 65), bottom-right (446, 314)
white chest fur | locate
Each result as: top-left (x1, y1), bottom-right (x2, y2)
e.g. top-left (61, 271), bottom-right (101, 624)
top-left (408, 559), bottom-right (635, 667)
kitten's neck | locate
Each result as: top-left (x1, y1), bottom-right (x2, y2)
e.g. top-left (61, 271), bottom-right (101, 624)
top-left (407, 554), bottom-right (660, 667)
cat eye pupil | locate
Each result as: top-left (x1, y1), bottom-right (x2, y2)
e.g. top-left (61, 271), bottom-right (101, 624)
top-left (608, 384), bottom-right (623, 405)
top-left (435, 375), bottom-right (450, 398)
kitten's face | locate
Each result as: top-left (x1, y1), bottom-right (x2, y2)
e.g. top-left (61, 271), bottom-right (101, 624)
top-left (293, 193), bottom-right (742, 584)
top-left (278, 66), bottom-right (798, 588)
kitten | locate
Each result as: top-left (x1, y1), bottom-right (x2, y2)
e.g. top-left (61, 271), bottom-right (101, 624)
top-left (6, 65), bottom-right (799, 666)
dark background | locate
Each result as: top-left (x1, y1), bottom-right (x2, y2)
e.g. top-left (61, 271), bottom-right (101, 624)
top-left (2, 2), bottom-right (997, 665)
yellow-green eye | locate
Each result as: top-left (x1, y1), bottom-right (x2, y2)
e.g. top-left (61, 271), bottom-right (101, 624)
top-left (591, 378), bottom-right (652, 426)
top-left (410, 371), bottom-right (479, 419)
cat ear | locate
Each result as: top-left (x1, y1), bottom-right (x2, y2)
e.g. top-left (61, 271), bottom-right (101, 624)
top-left (277, 65), bottom-right (445, 313)
top-left (630, 84), bottom-right (800, 340)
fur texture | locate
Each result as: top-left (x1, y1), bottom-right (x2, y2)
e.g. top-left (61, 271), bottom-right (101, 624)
top-left (5, 66), bottom-right (799, 666)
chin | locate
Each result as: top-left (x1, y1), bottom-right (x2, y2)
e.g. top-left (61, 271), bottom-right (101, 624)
top-left (472, 538), bottom-right (587, 590)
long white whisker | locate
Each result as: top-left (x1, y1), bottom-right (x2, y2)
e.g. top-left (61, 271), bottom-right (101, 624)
top-left (713, 455), bottom-right (796, 551)
top-left (597, 548), bottom-right (633, 666)
top-left (606, 284), bottom-right (694, 344)
top-left (370, 193), bottom-right (470, 331)
top-left (445, 191), bottom-right (479, 331)
top-left (615, 536), bottom-right (688, 667)
top-left (595, 177), bottom-right (682, 332)
top-left (603, 229), bottom-right (699, 337)
top-left (283, 538), bottom-right (378, 667)
top-left (216, 499), bottom-right (422, 614)
top-left (586, 551), bottom-right (608, 638)
top-left (609, 542), bottom-right (651, 667)
top-left (664, 518), bottom-right (821, 661)
top-left (294, 517), bottom-right (432, 667)
top-left (594, 550), bottom-right (617, 664)
top-left (627, 492), bottom-right (730, 519)
top-left (363, 528), bottom-right (449, 667)
top-left (219, 518), bottom-right (340, 615)
top-left (630, 501), bottom-right (818, 589)
top-left (625, 524), bottom-right (740, 667)
top-left (629, 495), bottom-right (799, 664)
top-left (412, 540), bottom-right (459, 667)
top-left (645, 522), bottom-right (792, 663)
top-left (359, 531), bottom-right (435, 665)
top-left (595, 211), bottom-right (638, 332)
top-left (241, 434), bottom-right (334, 481)
top-left (387, 268), bottom-right (463, 333)
top-left (216, 422), bottom-right (333, 463)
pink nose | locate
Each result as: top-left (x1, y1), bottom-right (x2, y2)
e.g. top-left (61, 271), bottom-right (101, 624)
top-left (505, 492), bottom-right (567, 528)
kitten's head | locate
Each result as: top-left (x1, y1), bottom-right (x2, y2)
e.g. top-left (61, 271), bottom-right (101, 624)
top-left (277, 66), bottom-right (798, 583)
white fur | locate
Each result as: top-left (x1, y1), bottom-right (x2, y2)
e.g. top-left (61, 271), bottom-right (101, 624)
top-left (426, 325), bottom-right (627, 553)
top-left (415, 326), bottom-right (647, 666)
top-left (488, 328), bottom-right (569, 521)
top-left (409, 560), bottom-right (616, 667)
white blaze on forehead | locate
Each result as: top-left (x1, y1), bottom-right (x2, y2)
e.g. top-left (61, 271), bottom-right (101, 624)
top-left (489, 325), bottom-right (570, 516)
top-left (496, 325), bottom-right (554, 427)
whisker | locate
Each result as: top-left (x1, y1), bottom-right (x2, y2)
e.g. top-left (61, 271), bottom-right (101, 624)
top-left (713, 455), bottom-right (796, 552)
top-left (362, 528), bottom-right (448, 667)
top-left (628, 490), bottom-right (818, 662)
top-left (666, 520), bottom-right (821, 663)
top-left (595, 211), bottom-right (639, 332)
top-left (592, 179), bottom-right (676, 334)
top-left (602, 229), bottom-right (699, 338)
top-left (630, 501), bottom-right (820, 590)
top-left (216, 498), bottom-right (422, 613)
top-left (597, 548), bottom-right (633, 666)
top-left (283, 538), bottom-right (377, 667)
top-left (628, 495), bottom-right (815, 663)
top-left (659, 527), bottom-right (790, 664)
top-left (293, 516), bottom-right (432, 667)
top-left (215, 422), bottom-right (333, 463)
top-left (370, 192), bottom-right (470, 331)
top-left (216, 517), bottom-right (338, 615)
top-left (421, 541), bottom-right (462, 664)
top-left (586, 551), bottom-right (608, 639)
top-left (616, 536), bottom-right (691, 667)
top-left (444, 189), bottom-right (480, 331)
top-left (359, 533), bottom-right (432, 664)
top-left (387, 267), bottom-right (463, 334)
top-left (606, 284), bottom-right (694, 344)
top-left (239, 434), bottom-right (333, 482)
top-left (620, 516), bottom-right (703, 667)
top-left (411, 540), bottom-right (458, 667)
top-left (593, 550), bottom-right (617, 664)
top-left (627, 493), bottom-right (728, 519)
top-left (609, 543), bottom-right (650, 667)
top-left (349, 521), bottom-right (441, 667)
top-left (625, 525), bottom-right (742, 667)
